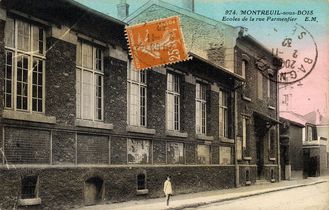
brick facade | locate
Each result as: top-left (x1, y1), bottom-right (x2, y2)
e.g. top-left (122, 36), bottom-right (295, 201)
top-left (0, 0), bottom-right (280, 209)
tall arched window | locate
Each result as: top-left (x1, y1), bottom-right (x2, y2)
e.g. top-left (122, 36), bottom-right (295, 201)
top-left (241, 60), bottom-right (247, 79)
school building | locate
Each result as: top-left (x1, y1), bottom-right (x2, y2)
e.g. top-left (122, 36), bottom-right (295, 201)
top-left (0, 0), bottom-right (281, 209)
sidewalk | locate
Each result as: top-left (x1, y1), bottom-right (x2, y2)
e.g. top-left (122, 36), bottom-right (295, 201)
top-left (75, 176), bottom-right (329, 210)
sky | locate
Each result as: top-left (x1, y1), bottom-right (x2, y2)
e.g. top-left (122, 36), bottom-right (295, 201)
top-left (75, 0), bottom-right (329, 116)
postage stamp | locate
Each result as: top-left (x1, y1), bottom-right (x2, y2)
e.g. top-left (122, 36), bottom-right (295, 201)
top-left (125, 16), bottom-right (189, 71)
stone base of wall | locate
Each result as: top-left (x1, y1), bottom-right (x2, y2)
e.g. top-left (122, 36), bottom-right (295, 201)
top-left (238, 165), bottom-right (257, 186)
top-left (0, 165), bottom-right (235, 209)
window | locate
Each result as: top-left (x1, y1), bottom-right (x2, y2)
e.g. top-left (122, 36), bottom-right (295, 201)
top-left (307, 126), bottom-right (317, 141)
top-left (267, 76), bottom-right (271, 98)
top-left (21, 176), bottom-right (38, 199)
top-left (269, 128), bottom-right (275, 158)
top-left (257, 71), bottom-right (263, 99)
top-left (219, 146), bottom-right (232, 165)
top-left (137, 173), bottom-right (146, 190)
top-left (219, 90), bottom-right (229, 137)
top-left (127, 139), bottom-right (151, 164)
top-left (76, 41), bottom-right (104, 121)
top-left (196, 82), bottom-right (207, 134)
top-left (241, 60), bottom-right (247, 78)
top-left (4, 18), bottom-right (45, 112)
top-left (167, 142), bottom-right (184, 164)
top-left (197, 144), bottom-right (210, 164)
top-left (127, 63), bottom-right (147, 126)
top-left (166, 73), bottom-right (180, 131)
top-left (242, 117), bottom-right (250, 150)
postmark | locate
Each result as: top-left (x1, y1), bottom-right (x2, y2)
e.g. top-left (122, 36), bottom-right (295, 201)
top-left (256, 24), bottom-right (318, 84)
top-left (125, 16), bottom-right (189, 71)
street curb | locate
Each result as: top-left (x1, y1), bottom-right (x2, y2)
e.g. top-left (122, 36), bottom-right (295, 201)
top-left (167, 180), bottom-right (328, 210)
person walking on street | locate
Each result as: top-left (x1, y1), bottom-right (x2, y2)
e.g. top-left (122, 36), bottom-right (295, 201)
top-left (163, 175), bottom-right (173, 207)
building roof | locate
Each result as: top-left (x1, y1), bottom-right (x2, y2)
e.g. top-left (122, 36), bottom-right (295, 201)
top-left (303, 111), bottom-right (329, 126)
top-left (124, 0), bottom-right (275, 58)
top-left (280, 111), bottom-right (308, 126)
top-left (2, 0), bottom-right (127, 46)
top-left (188, 52), bottom-right (244, 81)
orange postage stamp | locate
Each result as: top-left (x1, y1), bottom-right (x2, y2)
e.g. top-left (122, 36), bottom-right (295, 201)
top-left (125, 16), bottom-right (189, 71)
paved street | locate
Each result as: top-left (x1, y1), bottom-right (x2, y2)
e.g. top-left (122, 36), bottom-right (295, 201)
top-left (76, 177), bottom-right (329, 210)
top-left (187, 181), bottom-right (329, 210)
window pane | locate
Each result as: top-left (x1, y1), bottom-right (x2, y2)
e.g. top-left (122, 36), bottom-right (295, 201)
top-left (32, 59), bottom-right (43, 112)
top-left (76, 69), bottom-right (81, 118)
top-left (39, 28), bottom-right (44, 54)
top-left (129, 83), bottom-right (139, 126)
top-left (140, 70), bottom-right (146, 84)
top-left (202, 103), bottom-right (206, 134)
top-left (95, 74), bottom-right (103, 120)
top-left (95, 48), bottom-right (102, 71)
top-left (196, 101), bottom-right (200, 133)
top-left (17, 21), bottom-right (30, 51)
top-left (242, 60), bottom-right (246, 78)
top-left (257, 71), bottom-right (263, 99)
top-left (174, 95), bottom-right (180, 130)
top-left (167, 73), bottom-right (173, 91)
top-left (32, 26), bottom-right (44, 54)
top-left (167, 94), bottom-right (173, 130)
top-left (5, 18), bottom-right (15, 48)
top-left (82, 71), bottom-right (93, 119)
top-left (137, 174), bottom-right (146, 190)
top-left (196, 83), bottom-right (200, 98)
top-left (21, 176), bottom-right (38, 199)
top-left (140, 86), bottom-right (146, 126)
top-left (76, 42), bottom-right (82, 66)
top-left (82, 43), bottom-right (93, 69)
top-left (5, 51), bottom-right (13, 108)
top-left (16, 55), bottom-right (29, 110)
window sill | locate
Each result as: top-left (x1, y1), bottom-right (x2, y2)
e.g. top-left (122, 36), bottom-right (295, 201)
top-left (243, 157), bottom-right (252, 160)
top-left (136, 189), bottom-right (149, 195)
top-left (2, 110), bottom-right (56, 124)
top-left (126, 125), bottom-right (156, 135)
top-left (242, 96), bottom-right (252, 102)
top-left (76, 119), bottom-right (113, 130)
top-left (220, 137), bottom-right (234, 143)
top-left (196, 134), bottom-right (214, 141)
top-left (268, 105), bottom-right (276, 110)
top-left (166, 130), bottom-right (188, 138)
top-left (18, 198), bottom-right (41, 206)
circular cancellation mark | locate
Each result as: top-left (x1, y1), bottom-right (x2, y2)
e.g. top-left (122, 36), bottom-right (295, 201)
top-left (256, 24), bottom-right (318, 85)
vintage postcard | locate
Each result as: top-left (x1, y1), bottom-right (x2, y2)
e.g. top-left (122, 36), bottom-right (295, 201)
top-left (0, 0), bottom-right (328, 209)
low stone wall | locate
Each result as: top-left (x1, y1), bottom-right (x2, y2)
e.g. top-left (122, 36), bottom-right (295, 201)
top-left (0, 165), bottom-right (235, 209)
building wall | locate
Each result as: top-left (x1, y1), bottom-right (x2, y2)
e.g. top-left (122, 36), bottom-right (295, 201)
top-left (0, 5), bottom-right (239, 209)
top-left (0, 166), bottom-right (234, 209)
top-left (235, 37), bottom-right (280, 183)
top-left (289, 125), bottom-right (304, 171)
top-left (0, 2), bottom-right (282, 209)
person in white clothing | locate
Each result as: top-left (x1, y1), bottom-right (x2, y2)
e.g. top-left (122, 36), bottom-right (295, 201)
top-left (163, 175), bottom-right (173, 206)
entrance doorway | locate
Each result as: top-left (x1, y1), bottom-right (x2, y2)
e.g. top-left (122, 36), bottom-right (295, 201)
top-left (256, 135), bottom-right (264, 179)
top-left (84, 177), bottom-right (104, 206)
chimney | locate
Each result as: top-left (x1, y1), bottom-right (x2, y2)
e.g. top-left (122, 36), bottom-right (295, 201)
top-left (316, 109), bottom-right (321, 124)
top-left (182, 0), bottom-right (194, 12)
top-left (117, 0), bottom-right (129, 20)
